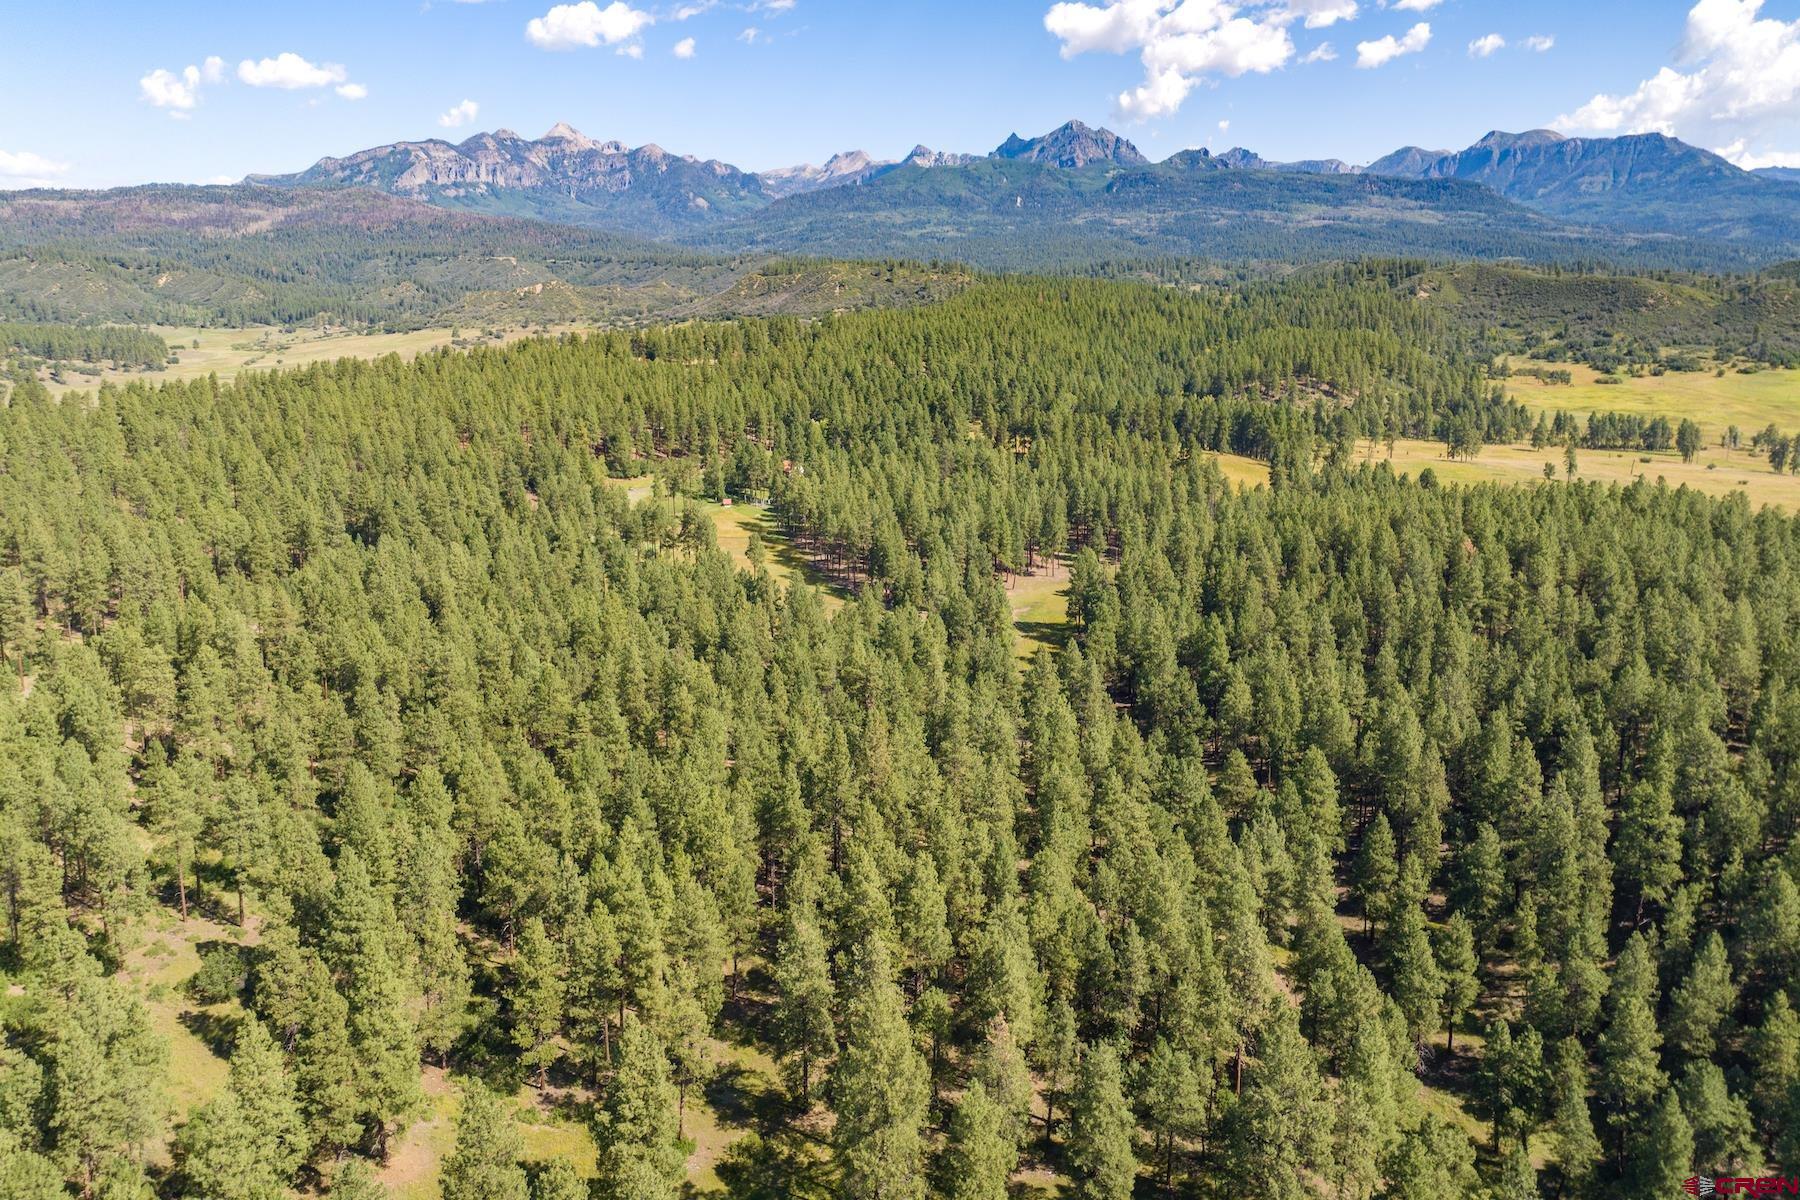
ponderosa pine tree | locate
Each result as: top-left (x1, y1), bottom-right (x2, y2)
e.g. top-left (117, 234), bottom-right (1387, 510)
top-left (321, 848), bottom-right (421, 1156)
top-left (593, 1015), bottom-right (683, 1200)
top-left (831, 938), bottom-right (930, 1200)
top-left (529, 1158), bottom-right (587, 1200)
top-left (1135, 1037), bottom-right (1201, 1192)
top-left (1353, 814), bottom-right (1397, 939)
top-left (772, 905), bottom-right (835, 1108)
top-left (1229, 1009), bottom-right (1329, 1200)
top-left (941, 1081), bottom-right (1012, 1200)
top-left (1378, 1113), bottom-right (1479, 1200)
top-left (173, 1018), bottom-right (305, 1200)
top-left (1625, 1092), bottom-right (1693, 1197)
top-left (1676, 1062), bottom-right (1759, 1176)
top-left (1544, 1038), bottom-right (1599, 1196)
top-left (1596, 935), bottom-right (1666, 1146)
top-left (1434, 914), bottom-right (1478, 1052)
top-left (1066, 1041), bottom-right (1137, 1200)
top-left (510, 917), bottom-right (566, 1087)
top-left (1667, 932), bottom-right (1735, 1062)
top-left (440, 1084), bottom-right (528, 1200)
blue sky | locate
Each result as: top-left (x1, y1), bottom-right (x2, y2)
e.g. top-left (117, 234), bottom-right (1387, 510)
top-left (3, 0), bottom-right (1798, 189)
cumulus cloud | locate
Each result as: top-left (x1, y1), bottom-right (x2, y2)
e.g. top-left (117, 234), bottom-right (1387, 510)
top-left (1044, 1), bottom-right (1301, 120)
top-left (673, 36), bottom-right (697, 57)
top-left (336, 82), bottom-right (369, 100)
top-left (1356, 21), bottom-right (1429, 68)
top-left (1468, 33), bottom-right (1504, 58)
top-left (139, 57), bottom-right (225, 114)
top-left (238, 52), bottom-right (348, 89)
top-left (1284, 0), bottom-right (1356, 27)
top-left (1716, 139), bottom-right (1800, 169)
top-left (1302, 41), bottom-right (1337, 62)
top-left (525, 1), bottom-right (652, 49)
top-left (1523, 34), bottom-right (1555, 51)
top-left (1555, 0), bottom-right (1800, 165)
top-left (438, 98), bottom-right (480, 127)
top-left (1392, 0), bottom-right (1440, 9)
top-left (0, 149), bottom-right (72, 189)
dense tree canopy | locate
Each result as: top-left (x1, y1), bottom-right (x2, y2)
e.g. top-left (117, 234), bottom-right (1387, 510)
top-left (0, 274), bottom-right (1794, 1197)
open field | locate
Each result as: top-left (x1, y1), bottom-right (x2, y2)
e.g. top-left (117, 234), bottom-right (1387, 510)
top-left (1377, 436), bottom-right (1800, 509)
top-left (1213, 451), bottom-right (1273, 490)
top-left (33, 323), bottom-right (564, 398)
top-left (700, 500), bottom-right (847, 616)
top-left (1010, 566), bottom-right (1072, 663)
top-left (1503, 358), bottom-right (1800, 436)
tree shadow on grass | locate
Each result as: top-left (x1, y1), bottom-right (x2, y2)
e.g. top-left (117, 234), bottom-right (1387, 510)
top-left (1014, 619), bottom-right (1075, 653)
top-left (179, 1006), bottom-right (244, 1059)
top-left (703, 1127), bottom-right (834, 1200)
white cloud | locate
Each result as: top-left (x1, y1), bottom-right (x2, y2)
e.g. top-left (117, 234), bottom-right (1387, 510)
top-left (1356, 21), bottom-right (1429, 68)
top-left (738, 26), bottom-right (764, 43)
top-left (438, 98), bottom-right (480, 128)
top-left (618, 42), bottom-right (645, 57)
top-left (336, 82), bottom-right (369, 100)
top-left (1044, 1), bottom-right (1299, 120)
top-left (0, 149), bottom-right (71, 189)
top-left (1392, 0), bottom-right (1440, 9)
top-left (759, 0), bottom-right (796, 11)
top-left (237, 52), bottom-right (348, 89)
top-left (1218, 118), bottom-right (1231, 131)
top-left (1284, 0), bottom-right (1356, 28)
top-left (674, 0), bottom-right (716, 16)
top-left (140, 66), bottom-right (202, 110)
top-left (140, 58), bottom-right (223, 113)
top-left (525, 1), bottom-right (652, 49)
top-left (1716, 138), bottom-right (1800, 169)
top-left (1468, 33), bottom-right (1505, 58)
top-left (1117, 66), bottom-right (1197, 118)
top-left (1302, 41), bottom-right (1337, 62)
top-left (1554, 0), bottom-right (1800, 166)
top-left (673, 36), bottom-right (697, 57)
top-left (1523, 34), bottom-right (1554, 52)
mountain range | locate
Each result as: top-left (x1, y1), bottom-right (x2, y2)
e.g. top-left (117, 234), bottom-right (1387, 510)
top-left (8, 118), bottom-right (1800, 330)
top-left (247, 118), bottom-right (1800, 257)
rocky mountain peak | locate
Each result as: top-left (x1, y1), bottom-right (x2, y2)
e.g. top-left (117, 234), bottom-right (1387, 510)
top-left (993, 120), bottom-right (1147, 169)
top-left (542, 122), bottom-right (600, 148)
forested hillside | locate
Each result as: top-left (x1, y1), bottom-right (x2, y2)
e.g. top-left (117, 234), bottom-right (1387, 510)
top-left (1356, 260), bottom-right (1800, 371)
top-left (0, 278), bottom-right (1795, 1200)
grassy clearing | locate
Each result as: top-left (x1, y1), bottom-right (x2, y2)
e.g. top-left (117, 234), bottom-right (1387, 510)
top-left (35, 323), bottom-right (574, 399)
top-left (1503, 358), bottom-right (1800, 436)
top-left (699, 501), bottom-right (845, 616)
top-left (1212, 451), bottom-right (1272, 491)
top-left (1010, 567), bottom-right (1072, 664)
top-left (118, 913), bottom-right (238, 1132)
top-left (1377, 437), bottom-right (1800, 509)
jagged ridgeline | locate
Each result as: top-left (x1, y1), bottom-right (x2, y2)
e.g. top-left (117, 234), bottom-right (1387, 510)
top-left (0, 277), bottom-right (1795, 1199)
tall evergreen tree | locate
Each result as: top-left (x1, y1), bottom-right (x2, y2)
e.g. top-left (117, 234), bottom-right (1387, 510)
top-left (593, 1016), bottom-right (684, 1200)
top-left (440, 1085), bottom-right (528, 1200)
top-left (831, 939), bottom-right (930, 1200)
top-left (1066, 1042), bottom-right (1137, 1200)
